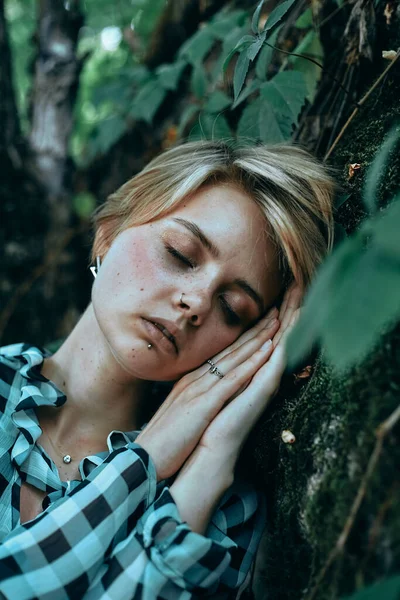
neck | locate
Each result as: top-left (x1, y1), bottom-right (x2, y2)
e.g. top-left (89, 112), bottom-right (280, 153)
top-left (39, 304), bottom-right (151, 449)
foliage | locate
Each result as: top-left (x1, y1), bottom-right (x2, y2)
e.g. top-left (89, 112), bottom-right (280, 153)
top-left (68, 0), bottom-right (324, 161)
top-left (340, 575), bottom-right (400, 600)
top-left (287, 127), bottom-right (400, 372)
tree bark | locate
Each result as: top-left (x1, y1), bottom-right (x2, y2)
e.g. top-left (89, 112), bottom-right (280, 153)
top-left (0, 0), bottom-right (87, 345)
top-left (247, 5), bottom-right (400, 597)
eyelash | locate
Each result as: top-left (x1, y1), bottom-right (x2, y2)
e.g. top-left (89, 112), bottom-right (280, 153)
top-left (165, 243), bottom-right (241, 327)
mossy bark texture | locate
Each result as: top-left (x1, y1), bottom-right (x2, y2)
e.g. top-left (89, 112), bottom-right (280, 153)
top-left (250, 31), bottom-right (400, 600)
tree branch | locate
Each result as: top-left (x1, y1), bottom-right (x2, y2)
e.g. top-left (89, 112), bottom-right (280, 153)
top-left (28, 0), bottom-right (84, 196)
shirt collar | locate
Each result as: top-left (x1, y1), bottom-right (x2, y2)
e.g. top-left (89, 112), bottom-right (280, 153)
top-left (15, 345), bottom-right (66, 413)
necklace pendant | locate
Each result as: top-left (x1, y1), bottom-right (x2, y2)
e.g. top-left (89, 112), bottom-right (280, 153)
top-left (63, 455), bottom-right (72, 464)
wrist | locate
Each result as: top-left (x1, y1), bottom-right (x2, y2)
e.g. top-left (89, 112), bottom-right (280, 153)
top-left (177, 445), bottom-right (236, 489)
top-left (169, 446), bottom-right (235, 535)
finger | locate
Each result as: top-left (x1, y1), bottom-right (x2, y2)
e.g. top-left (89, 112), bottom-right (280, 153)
top-left (207, 319), bottom-right (278, 383)
top-left (273, 285), bottom-right (302, 347)
top-left (177, 307), bottom-right (279, 390)
top-left (252, 310), bottom-right (300, 396)
top-left (273, 306), bottom-right (301, 353)
top-left (204, 341), bottom-right (284, 435)
top-left (201, 337), bottom-right (276, 414)
top-left (213, 306), bottom-right (279, 362)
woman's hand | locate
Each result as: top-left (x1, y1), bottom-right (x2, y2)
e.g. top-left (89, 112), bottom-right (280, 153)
top-left (195, 283), bottom-right (302, 462)
top-left (135, 307), bottom-right (280, 481)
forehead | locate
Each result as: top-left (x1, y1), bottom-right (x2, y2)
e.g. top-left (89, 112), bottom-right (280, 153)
top-left (164, 183), bottom-right (282, 308)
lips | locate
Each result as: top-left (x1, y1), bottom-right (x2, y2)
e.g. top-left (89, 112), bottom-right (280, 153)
top-left (145, 318), bottom-right (179, 354)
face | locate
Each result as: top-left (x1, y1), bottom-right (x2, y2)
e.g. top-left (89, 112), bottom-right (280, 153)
top-left (92, 183), bottom-right (282, 381)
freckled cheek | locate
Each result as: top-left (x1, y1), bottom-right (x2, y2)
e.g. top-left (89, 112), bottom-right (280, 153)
top-left (112, 239), bottom-right (173, 297)
top-left (189, 327), bottom-right (237, 362)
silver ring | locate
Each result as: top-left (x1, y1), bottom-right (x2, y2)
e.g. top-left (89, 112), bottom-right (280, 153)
top-left (206, 359), bottom-right (224, 379)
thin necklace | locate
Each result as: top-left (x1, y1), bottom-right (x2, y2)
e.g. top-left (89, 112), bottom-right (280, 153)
top-left (40, 427), bottom-right (72, 464)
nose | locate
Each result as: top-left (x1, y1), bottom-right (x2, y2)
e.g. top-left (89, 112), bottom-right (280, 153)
top-left (177, 290), bottom-right (211, 325)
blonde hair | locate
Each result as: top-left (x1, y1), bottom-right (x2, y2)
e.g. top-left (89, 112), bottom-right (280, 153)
top-left (92, 140), bottom-right (335, 290)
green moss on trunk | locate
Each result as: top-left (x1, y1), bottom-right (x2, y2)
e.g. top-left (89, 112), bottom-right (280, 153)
top-left (249, 45), bottom-right (400, 600)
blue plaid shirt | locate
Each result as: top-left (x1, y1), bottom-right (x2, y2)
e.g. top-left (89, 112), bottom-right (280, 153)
top-left (0, 344), bottom-right (266, 599)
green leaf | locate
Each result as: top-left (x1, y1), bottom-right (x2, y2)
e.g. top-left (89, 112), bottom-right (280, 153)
top-left (72, 192), bottom-right (97, 220)
top-left (259, 91), bottom-right (292, 142)
top-left (288, 30), bottom-right (323, 101)
top-left (95, 114), bottom-right (127, 154)
top-left (373, 196), bottom-right (400, 259)
top-left (156, 61), bottom-right (186, 91)
top-left (188, 112), bottom-right (231, 141)
top-left (204, 90), bottom-right (232, 113)
top-left (363, 126), bottom-right (400, 214)
top-left (91, 80), bottom-right (132, 109)
top-left (247, 34), bottom-right (266, 61)
top-left (322, 247), bottom-right (400, 369)
top-left (237, 97), bottom-right (262, 141)
top-left (178, 104), bottom-right (201, 138)
top-left (262, 0), bottom-right (298, 34)
top-left (295, 7), bottom-right (313, 29)
top-left (178, 28), bottom-right (215, 66)
top-left (232, 78), bottom-right (261, 109)
top-left (251, 0), bottom-right (265, 34)
top-left (191, 64), bottom-right (208, 99)
top-left (262, 71), bottom-right (307, 120)
top-left (341, 576), bottom-right (400, 600)
top-left (255, 26), bottom-right (281, 80)
top-left (233, 50), bottom-right (251, 101)
top-left (209, 10), bottom-right (248, 39)
top-left (286, 235), bottom-right (363, 369)
top-left (223, 35), bottom-right (254, 72)
top-left (129, 79), bottom-right (166, 124)
top-left (333, 222), bottom-right (347, 246)
top-left (259, 70), bottom-right (307, 141)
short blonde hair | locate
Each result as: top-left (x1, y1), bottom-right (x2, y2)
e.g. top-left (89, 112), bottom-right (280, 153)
top-left (92, 140), bottom-right (335, 290)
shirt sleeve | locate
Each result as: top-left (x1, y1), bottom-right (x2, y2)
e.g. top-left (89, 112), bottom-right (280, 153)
top-left (84, 477), bottom-right (266, 599)
top-left (0, 443), bottom-right (157, 600)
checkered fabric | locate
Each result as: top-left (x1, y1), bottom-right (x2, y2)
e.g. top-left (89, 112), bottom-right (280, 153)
top-left (0, 344), bottom-right (266, 599)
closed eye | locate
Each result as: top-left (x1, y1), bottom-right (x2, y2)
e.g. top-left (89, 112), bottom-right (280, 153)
top-left (166, 243), bottom-right (196, 269)
top-left (220, 296), bottom-right (241, 327)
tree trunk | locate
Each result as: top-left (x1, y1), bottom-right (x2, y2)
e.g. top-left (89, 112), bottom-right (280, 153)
top-left (247, 5), bottom-right (400, 597)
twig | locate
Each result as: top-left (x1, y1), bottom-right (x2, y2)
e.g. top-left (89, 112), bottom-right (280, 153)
top-left (0, 222), bottom-right (89, 340)
top-left (317, 0), bottom-right (350, 30)
top-left (324, 49), bottom-right (400, 161)
top-left (360, 481), bottom-right (398, 574)
top-left (305, 403), bottom-right (400, 600)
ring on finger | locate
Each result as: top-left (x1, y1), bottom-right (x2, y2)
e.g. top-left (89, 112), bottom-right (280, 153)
top-left (206, 359), bottom-right (225, 379)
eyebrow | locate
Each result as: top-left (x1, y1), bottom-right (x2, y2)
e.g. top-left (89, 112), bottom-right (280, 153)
top-left (173, 218), bottom-right (220, 258)
top-left (172, 217), bottom-right (265, 315)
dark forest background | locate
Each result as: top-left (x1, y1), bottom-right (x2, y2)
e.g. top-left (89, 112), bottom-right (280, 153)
top-left (0, 0), bottom-right (399, 598)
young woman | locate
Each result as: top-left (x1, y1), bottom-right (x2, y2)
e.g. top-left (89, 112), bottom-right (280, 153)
top-left (0, 140), bottom-right (334, 599)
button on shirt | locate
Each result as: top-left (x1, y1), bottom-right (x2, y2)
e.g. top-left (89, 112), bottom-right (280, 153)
top-left (0, 343), bottom-right (266, 599)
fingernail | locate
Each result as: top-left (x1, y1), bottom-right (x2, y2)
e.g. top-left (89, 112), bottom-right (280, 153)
top-left (261, 339), bottom-right (272, 350)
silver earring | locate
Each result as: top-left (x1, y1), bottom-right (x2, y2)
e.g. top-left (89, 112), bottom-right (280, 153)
top-left (90, 256), bottom-right (101, 279)
top-left (180, 292), bottom-right (185, 304)
top-left (147, 344), bottom-right (152, 349)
